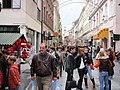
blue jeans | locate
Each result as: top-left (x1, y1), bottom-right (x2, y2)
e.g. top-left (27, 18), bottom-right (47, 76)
top-left (84, 65), bottom-right (94, 79)
top-left (99, 71), bottom-right (109, 90)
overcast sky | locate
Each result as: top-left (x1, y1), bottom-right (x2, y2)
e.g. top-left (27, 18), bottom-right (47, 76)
top-left (59, 0), bottom-right (86, 32)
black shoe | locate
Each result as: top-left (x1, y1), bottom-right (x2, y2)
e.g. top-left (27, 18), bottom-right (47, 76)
top-left (93, 85), bottom-right (95, 88)
top-left (80, 88), bottom-right (84, 90)
top-left (85, 85), bottom-right (88, 88)
top-left (60, 74), bottom-right (62, 77)
top-left (77, 88), bottom-right (83, 90)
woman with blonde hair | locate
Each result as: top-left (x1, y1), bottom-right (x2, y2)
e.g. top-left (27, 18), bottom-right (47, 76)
top-left (75, 48), bottom-right (87, 90)
top-left (94, 48), bottom-right (112, 90)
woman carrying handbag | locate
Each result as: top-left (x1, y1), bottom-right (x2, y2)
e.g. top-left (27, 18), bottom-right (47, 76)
top-left (65, 46), bottom-right (76, 90)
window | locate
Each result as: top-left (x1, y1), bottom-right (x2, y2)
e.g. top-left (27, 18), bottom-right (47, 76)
top-left (104, 3), bottom-right (108, 20)
top-left (3, 0), bottom-right (21, 8)
top-left (37, 8), bottom-right (40, 21)
top-left (110, 0), bottom-right (114, 16)
top-left (100, 8), bottom-right (103, 23)
top-left (13, 0), bottom-right (21, 8)
top-left (3, 0), bottom-right (12, 8)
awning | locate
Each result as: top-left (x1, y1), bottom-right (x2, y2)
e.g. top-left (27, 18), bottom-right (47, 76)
top-left (93, 28), bottom-right (109, 40)
top-left (0, 33), bottom-right (25, 45)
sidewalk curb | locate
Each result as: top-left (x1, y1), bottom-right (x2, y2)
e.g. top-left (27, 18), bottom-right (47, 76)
top-left (25, 81), bottom-right (32, 90)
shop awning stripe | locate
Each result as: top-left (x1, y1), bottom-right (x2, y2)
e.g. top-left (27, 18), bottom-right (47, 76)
top-left (0, 33), bottom-right (23, 45)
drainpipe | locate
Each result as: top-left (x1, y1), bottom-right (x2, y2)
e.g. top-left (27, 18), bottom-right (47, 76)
top-left (41, 0), bottom-right (44, 43)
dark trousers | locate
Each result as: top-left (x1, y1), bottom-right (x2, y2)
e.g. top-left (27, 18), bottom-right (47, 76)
top-left (77, 69), bottom-right (84, 89)
top-left (60, 65), bottom-right (63, 77)
top-left (65, 70), bottom-right (73, 90)
top-left (9, 86), bottom-right (19, 90)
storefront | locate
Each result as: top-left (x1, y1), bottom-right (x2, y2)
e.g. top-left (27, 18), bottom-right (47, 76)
top-left (92, 28), bottom-right (109, 49)
top-left (0, 33), bottom-right (30, 58)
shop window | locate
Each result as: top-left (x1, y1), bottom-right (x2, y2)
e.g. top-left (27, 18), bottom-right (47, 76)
top-left (3, 0), bottom-right (21, 8)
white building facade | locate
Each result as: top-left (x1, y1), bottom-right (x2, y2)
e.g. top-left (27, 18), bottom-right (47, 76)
top-left (89, 0), bottom-right (120, 51)
top-left (0, 0), bottom-right (61, 51)
top-left (0, 0), bottom-right (41, 52)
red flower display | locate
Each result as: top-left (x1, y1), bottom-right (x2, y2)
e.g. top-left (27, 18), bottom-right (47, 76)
top-left (27, 43), bottom-right (31, 48)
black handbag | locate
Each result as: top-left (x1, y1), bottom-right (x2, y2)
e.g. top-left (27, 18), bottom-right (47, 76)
top-left (66, 80), bottom-right (76, 89)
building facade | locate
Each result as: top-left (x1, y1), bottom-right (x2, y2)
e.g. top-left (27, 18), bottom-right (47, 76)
top-left (0, 0), bottom-right (42, 52)
top-left (53, 0), bottom-right (62, 47)
top-left (43, 0), bottom-right (54, 46)
top-left (74, 2), bottom-right (93, 46)
top-left (73, 0), bottom-right (120, 51)
top-left (89, 0), bottom-right (120, 51)
top-left (0, 0), bottom-right (61, 51)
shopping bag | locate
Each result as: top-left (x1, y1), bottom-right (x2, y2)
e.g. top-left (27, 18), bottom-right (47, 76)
top-left (66, 80), bottom-right (76, 89)
top-left (31, 80), bottom-right (37, 90)
top-left (51, 80), bottom-right (62, 90)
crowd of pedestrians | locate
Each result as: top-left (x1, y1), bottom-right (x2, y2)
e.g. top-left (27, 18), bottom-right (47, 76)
top-left (0, 43), bottom-right (117, 90)
top-left (0, 50), bottom-right (20, 90)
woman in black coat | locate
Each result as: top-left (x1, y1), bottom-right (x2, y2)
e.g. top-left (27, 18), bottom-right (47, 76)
top-left (75, 48), bottom-right (87, 90)
top-left (65, 46), bottom-right (76, 90)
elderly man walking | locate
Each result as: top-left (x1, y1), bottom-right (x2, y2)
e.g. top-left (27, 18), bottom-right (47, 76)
top-left (30, 43), bottom-right (57, 90)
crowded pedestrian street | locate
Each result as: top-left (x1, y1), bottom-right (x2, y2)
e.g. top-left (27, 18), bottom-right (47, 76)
top-left (1, 0), bottom-right (120, 90)
top-left (21, 59), bottom-right (120, 90)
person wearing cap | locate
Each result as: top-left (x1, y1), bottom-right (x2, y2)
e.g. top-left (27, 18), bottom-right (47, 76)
top-left (7, 56), bottom-right (20, 90)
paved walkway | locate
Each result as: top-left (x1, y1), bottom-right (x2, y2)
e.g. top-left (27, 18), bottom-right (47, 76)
top-left (59, 61), bottom-right (120, 90)
top-left (24, 61), bottom-right (120, 90)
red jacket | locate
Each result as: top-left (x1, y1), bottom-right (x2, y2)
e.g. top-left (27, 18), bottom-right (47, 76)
top-left (8, 64), bottom-right (20, 89)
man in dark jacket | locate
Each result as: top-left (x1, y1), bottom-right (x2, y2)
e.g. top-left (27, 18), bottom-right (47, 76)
top-left (30, 43), bottom-right (57, 90)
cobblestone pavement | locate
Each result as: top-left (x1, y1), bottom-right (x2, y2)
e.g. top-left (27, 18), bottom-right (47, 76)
top-left (24, 61), bottom-right (120, 90)
top-left (59, 61), bottom-right (120, 90)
